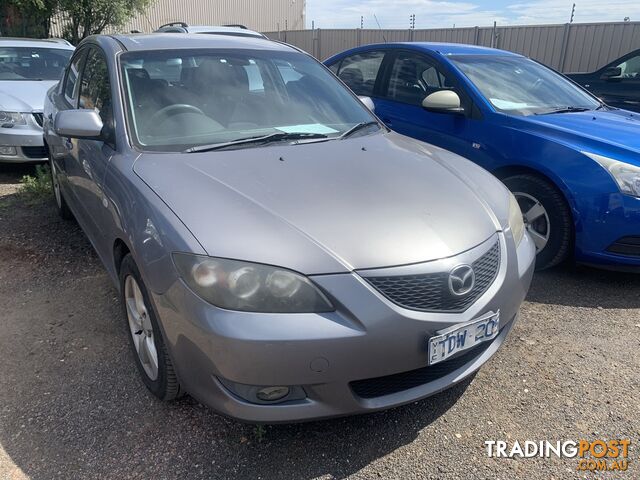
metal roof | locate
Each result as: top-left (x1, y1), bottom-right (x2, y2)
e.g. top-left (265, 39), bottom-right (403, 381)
top-left (0, 37), bottom-right (74, 49)
top-left (109, 33), bottom-right (293, 52)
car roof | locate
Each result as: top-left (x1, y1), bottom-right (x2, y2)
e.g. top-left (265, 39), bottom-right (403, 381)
top-left (108, 33), bottom-right (291, 52)
top-left (185, 26), bottom-right (265, 37)
top-left (0, 37), bottom-right (74, 50)
top-left (335, 42), bottom-right (522, 58)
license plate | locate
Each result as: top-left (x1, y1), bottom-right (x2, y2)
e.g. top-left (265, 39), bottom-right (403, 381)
top-left (427, 311), bottom-right (500, 365)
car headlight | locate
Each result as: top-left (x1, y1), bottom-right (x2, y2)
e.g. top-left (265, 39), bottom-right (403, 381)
top-left (508, 192), bottom-right (525, 246)
top-left (583, 151), bottom-right (640, 197)
top-left (172, 253), bottom-right (334, 313)
top-left (0, 111), bottom-right (27, 127)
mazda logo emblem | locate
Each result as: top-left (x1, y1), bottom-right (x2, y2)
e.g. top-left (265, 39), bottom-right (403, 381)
top-left (448, 264), bottom-right (475, 296)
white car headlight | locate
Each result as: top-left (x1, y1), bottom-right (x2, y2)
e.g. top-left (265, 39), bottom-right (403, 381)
top-left (0, 111), bottom-right (27, 127)
top-left (508, 192), bottom-right (525, 246)
top-left (173, 253), bottom-right (334, 313)
top-left (583, 151), bottom-right (640, 197)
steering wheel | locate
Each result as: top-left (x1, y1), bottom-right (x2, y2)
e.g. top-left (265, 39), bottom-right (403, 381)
top-left (149, 104), bottom-right (206, 125)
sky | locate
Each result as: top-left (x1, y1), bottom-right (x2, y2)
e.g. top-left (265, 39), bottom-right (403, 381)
top-left (306, 0), bottom-right (637, 29)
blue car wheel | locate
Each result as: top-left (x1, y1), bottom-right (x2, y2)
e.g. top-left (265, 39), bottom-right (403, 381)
top-left (503, 174), bottom-right (573, 270)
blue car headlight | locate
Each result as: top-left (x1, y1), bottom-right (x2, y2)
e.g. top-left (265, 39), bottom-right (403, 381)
top-left (584, 151), bottom-right (640, 197)
top-left (172, 253), bottom-right (334, 313)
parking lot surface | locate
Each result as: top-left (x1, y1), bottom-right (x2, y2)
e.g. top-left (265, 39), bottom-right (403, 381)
top-left (1, 165), bottom-right (638, 480)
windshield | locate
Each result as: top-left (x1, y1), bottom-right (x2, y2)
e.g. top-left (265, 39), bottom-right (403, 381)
top-left (120, 49), bottom-right (379, 151)
top-left (0, 47), bottom-right (72, 81)
top-left (450, 55), bottom-right (600, 116)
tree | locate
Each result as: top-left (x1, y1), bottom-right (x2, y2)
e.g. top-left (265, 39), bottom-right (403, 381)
top-left (59, 0), bottom-right (154, 44)
top-left (1, 0), bottom-right (58, 38)
top-left (1, 0), bottom-right (154, 42)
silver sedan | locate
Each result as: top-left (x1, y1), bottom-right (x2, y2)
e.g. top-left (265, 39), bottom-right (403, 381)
top-left (43, 33), bottom-right (535, 423)
top-left (0, 38), bottom-right (73, 162)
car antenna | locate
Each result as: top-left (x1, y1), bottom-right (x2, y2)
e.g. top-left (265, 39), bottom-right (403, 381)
top-left (373, 14), bottom-right (387, 43)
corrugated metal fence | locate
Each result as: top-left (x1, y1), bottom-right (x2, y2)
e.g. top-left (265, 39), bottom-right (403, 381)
top-left (264, 21), bottom-right (640, 72)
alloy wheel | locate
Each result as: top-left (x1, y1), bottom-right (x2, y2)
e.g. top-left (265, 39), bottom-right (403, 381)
top-left (124, 275), bottom-right (159, 381)
top-left (513, 191), bottom-right (551, 252)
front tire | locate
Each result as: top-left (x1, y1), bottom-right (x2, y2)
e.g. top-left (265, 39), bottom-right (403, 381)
top-left (119, 254), bottom-right (182, 400)
top-left (49, 155), bottom-right (73, 220)
top-left (502, 174), bottom-right (573, 270)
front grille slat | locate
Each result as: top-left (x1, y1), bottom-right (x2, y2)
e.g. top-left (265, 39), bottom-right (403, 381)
top-left (32, 113), bottom-right (44, 127)
top-left (365, 241), bottom-right (500, 313)
top-left (22, 146), bottom-right (48, 159)
top-left (350, 338), bottom-right (495, 399)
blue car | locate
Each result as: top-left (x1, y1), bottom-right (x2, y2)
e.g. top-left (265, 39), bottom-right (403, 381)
top-left (325, 43), bottom-right (640, 271)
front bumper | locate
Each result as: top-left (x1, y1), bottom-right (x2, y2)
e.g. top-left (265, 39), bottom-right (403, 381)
top-left (576, 192), bottom-right (640, 269)
top-left (0, 114), bottom-right (47, 163)
top-left (152, 231), bottom-right (536, 422)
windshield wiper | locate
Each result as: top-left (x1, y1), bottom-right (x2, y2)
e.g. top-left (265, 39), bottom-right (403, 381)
top-left (537, 106), bottom-right (592, 115)
top-left (339, 121), bottom-right (380, 140)
top-left (184, 132), bottom-right (328, 153)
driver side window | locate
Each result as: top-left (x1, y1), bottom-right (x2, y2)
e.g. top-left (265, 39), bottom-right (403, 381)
top-left (384, 52), bottom-right (454, 106)
top-left (79, 48), bottom-right (114, 142)
top-left (616, 55), bottom-right (640, 79)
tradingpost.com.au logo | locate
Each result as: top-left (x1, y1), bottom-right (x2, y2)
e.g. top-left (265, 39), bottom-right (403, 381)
top-left (485, 439), bottom-right (631, 472)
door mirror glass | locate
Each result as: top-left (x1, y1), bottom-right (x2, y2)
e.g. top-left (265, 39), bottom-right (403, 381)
top-left (54, 109), bottom-right (104, 138)
top-left (601, 66), bottom-right (622, 80)
top-left (358, 96), bottom-right (375, 112)
top-left (421, 90), bottom-right (464, 114)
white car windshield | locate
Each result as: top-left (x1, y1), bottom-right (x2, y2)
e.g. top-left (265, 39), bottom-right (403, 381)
top-left (120, 49), bottom-right (379, 151)
top-left (450, 55), bottom-right (601, 116)
top-left (0, 47), bottom-right (72, 81)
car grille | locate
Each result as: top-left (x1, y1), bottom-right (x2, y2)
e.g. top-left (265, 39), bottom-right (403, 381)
top-left (350, 338), bottom-right (495, 399)
top-left (606, 236), bottom-right (640, 257)
top-left (32, 113), bottom-right (44, 127)
top-left (365, 241), bottom-right (500, 313)
top-left (22, 146), bottom-right (48, 159)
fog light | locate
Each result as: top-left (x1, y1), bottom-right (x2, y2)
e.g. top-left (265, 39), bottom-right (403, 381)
top-left (256, 386), bottom-right (290, 402)
top-left (0, 146), bottom-right (17, 156)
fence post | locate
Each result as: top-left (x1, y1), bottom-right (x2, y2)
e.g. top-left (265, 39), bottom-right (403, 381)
top-left (357, 27), bottom-right (361, 47)
top-left (474, 26), bottom-right (480, 45)
top-left (559, 22), bottom-right (571, 72)
top-left (317, 28), bottom-right (322, 60)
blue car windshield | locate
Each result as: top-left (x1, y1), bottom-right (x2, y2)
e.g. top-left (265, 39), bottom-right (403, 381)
top-left (450, 55), bottom-right (600, 116)
top-left (120, 49), bottom-right (379, 151)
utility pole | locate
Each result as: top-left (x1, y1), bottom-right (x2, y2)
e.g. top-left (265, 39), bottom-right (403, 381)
top-left (360, 16), bottom-right (363, 29)
top-left (570, 3), bottom-right (575, 23)
top-left (409, 14), bottom-right (416, 29)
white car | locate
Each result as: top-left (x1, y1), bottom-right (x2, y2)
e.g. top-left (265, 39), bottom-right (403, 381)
top-left (154, 22), bottom-right (266, 38)
top-left (0, 37), bottom-right (73, 163)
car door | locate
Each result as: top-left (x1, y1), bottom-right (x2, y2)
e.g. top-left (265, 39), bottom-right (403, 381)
top-left (48, 47), bottom-right (88, 210)
top-left (599, 53), bottom-right (640, 111)
top-left (578, 52), bottom-right (640, 111)
top-left (70, 46), bottom-right (117, 258)
top-left (373, 50), bottom-right (481, 161)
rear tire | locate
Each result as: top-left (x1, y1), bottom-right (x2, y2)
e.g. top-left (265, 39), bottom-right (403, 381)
top-left (502, 174), bottom-right (572, 270)
top-left (49, 155), bottom-right (73, 220)
top-left (119, 254), bottom-right (182, 401)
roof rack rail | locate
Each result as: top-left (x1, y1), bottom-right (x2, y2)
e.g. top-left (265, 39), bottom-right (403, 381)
top-left (222, 24), bottom-right (248, 29)
top-left (47, 37), bottom-right (73, 46)
top-left (158, 22), bottom-right (189, 29)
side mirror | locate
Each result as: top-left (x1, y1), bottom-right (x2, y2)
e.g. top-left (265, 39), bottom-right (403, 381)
top-left (600, 66), bottom-right (622, 80)
top-left (421, 90), bottom-right (464, 114)
top-left (54, 109), bottom-right (104, 139)
top-left (358, 96), bottom-right (375, 113)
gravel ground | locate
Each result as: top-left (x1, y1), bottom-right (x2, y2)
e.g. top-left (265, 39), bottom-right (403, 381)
top-left (0, 164), bottom-right (638, 480)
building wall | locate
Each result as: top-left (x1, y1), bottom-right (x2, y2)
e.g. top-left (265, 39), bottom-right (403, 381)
top-left (265, 21), bottom-right (640, 73)
top-left (118, 0), bottom-right (305, 34)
